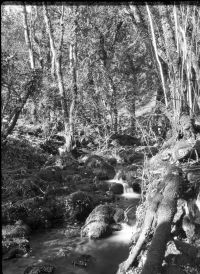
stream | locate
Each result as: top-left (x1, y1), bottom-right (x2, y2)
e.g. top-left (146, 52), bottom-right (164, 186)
top-left (3, 185), bottom-right (140, 274)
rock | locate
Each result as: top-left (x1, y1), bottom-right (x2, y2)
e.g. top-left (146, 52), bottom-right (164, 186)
top-left (61, 153), bottom-right (79, 170)
top-left (117, 165), bottom-right (138, 184)
top-left (2, 238), bottom-right (30, 260)
top-left (81, 204), bottom-right (115, 239)
top-left (72, 254), bottom-right (94, 268)
top-left (109, 134), bottom-right (141, 146)
top-left (113, 208), bottom-right (125, 223)
top-left (40, 139), bottom-right (60, 155)
top-left (84, 155), bottom-right (115, 180)
top-left (107, 157), bottom-right (117, 166)
top-left (24, 264), bottom-right (55, 274)
top-left (109, 183), bottom-right (124, 194)
top-left (95, 181), bottom-right (109, 192)
top-left (65, 191), bottom-right (94, 222)
top-left (119, 149), bottom-right (144, 164)
top-left (2, 220), bottom-right (31, 239)
top-left (132, 182), bottom-right (141, 193)
top-left (81, 221), bottom-right (112, 239)
top-left (162, 265), bottom-right (185, 274)
top-left (38, 166), bottom-right (62, 182)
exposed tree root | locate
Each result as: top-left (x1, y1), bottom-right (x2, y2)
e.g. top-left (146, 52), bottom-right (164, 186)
top-left (117, 192), bottom-right (163, 273)
top-left (141, 167), bottom-right (182, 274)
top-left (117, 166), bottom-right (183, 274)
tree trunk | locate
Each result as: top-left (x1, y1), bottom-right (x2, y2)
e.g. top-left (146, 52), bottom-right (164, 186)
top-left (158, 6), bottom-right (180, 119)
top-left (22, 4), bottom-right (35, 69)
top-left (43, 4), bottom-right (69, 139)
top-left (2, 4), bottom-right (37, 139)
top-left (109, 78), bottom-right (118, 134)
top-left (146, 4), bottom-right (168, 107)
top-left (4, 71), bottom-right (41, 138)
top-left (63, 6), bottom-right (78, 152)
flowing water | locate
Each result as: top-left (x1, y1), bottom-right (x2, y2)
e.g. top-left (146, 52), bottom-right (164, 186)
top-left (3, 182), bottom-right (140, 274)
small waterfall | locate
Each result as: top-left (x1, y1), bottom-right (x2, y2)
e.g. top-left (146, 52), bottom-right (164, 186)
top-left (122, 182), bottom-right (133, 194)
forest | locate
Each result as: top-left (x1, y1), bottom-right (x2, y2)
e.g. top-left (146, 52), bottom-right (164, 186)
top-left (1, 2), bottom-right (200, 274)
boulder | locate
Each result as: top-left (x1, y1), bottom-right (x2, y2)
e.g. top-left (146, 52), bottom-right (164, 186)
top-left (2, 197), bottom-right (65, 230)
top-left (40, 139), bottom-right (60, 155)
top-left (2, 237), bottom-right (30, 260)
top-left (132, 182), bottom-right (141, 193)
top-left (2, 220), bottom-right (31, 239)
top-left (95, 181), bottom-right (109, 192)
top-left (81, 204), bottom-right (116, 239)
top-left (65, 191), bottom-right (94, 222)
top-left (107, 157), bottom-right (117, 166)
top-left (109, 183), bottom-right (124, 194)
top-left (81, 221), bottom-right (112, 239)
top-left (84, 155), bottom-right (115, 180)
top-left (72, 254), bottom-right (94, 268)
top-left (37, 166), bottom-right (62, 182)
top-left (109, 134), bottom-right (141, 146)
top-left (24, 264), bottom-right (55, 274)
top-left (119, 149), bottom-right (144, 164)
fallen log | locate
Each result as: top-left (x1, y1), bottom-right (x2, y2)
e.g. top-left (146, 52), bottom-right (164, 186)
top-left (141, 167), bottom-right (183, 274)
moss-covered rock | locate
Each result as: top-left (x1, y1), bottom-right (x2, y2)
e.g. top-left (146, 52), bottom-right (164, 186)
top-left (109, 134), bottom-right (141, 146)
top-left (2, 220), bottom-right (31, 239)
top-left (24, 263), bottom-right (55, 274)
top-left (65, 191), bottom-right (94, 222)
top-left (84, 155), bottom-right (115, 180)
top-left (2, 197), bottom-right (65, 230)
top-left (109, 183), bottom-right (124, 194)
top-left (82, 222), bottom-right (112, 239)
top-left (2, 237), bottom-right (30, 260)
top-left (37, 166), bottom-right (62, 182)
top-left (81, 204), bottom-right (116, 239)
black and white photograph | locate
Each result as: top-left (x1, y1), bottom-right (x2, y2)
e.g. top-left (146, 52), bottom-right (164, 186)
top-left (1, 2), bottom-right (200, 274)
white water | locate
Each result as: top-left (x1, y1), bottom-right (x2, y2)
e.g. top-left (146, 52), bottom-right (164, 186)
top-left (105, 170), bottom-right (141, 199)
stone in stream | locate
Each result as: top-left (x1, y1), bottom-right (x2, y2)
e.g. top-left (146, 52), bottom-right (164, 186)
top-left (72, 254), bottom-right (95, 268)
top-left (24, 264), bottom-right (55, 274)
top-left (81, 204), bottom-right (116, 239)
top-left (132, 182), bottom-right (141, 194)
top-left (109, 183), bottom-right (124, 194)
top-left (2, 220), bottom-right (31, 260)
top-left (2, 237), bottom-right (30, 260)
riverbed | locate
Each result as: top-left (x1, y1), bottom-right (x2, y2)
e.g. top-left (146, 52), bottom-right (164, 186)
top-left (2, 193), bottom-right (140, 274)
